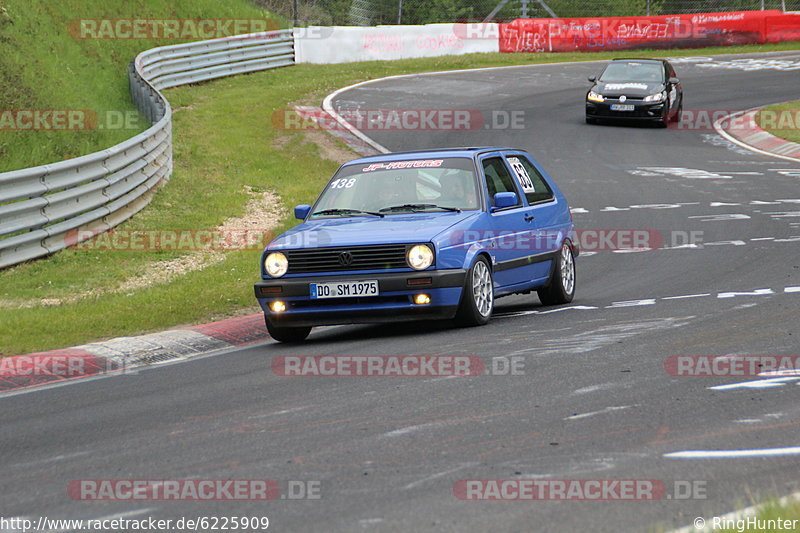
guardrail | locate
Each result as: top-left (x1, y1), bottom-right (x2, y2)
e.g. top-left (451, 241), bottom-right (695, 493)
top-left (0, 29), bottom-right (294, 269)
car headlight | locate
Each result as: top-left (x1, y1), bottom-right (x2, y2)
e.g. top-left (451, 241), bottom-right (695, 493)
top-left (264, 252), bottom-right (288, 278)
top-left (644, 92), bottom-right (665, 103)
top-left (587, 91), bottom-right (604, 103)
top-left (407, 244), bottom-right (434, 270)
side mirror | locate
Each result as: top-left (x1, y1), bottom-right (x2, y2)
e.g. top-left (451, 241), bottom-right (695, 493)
top-left (294, 204), bottom-right (311, 220)
top-left (493, 192), bottom-right (518, 210)
top-left (668, 77), bottom-right (679, 84)
top-left (588, 75), bottom-right (596, 82)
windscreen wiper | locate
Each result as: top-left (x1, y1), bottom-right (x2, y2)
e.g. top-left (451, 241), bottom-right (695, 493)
top-left (312, 208), bottom-right (384, 218)
top-left (379, 203), bottom-right (461, 213)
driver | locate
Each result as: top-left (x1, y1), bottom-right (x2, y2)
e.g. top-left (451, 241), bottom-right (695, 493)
top-left (438, 172), bottom-right (476, 208)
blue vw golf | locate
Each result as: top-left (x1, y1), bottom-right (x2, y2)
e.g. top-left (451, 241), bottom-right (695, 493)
top-left (254, 147), bottom-right (578, 342)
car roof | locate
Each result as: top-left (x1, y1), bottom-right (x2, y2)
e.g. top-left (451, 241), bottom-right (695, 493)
top-left (609, 58), bottom-right (668, 64)
top-left (344, 147), bottom-right (521, 165)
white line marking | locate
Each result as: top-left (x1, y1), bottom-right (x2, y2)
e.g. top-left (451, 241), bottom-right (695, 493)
top-left (11, 451), bottom-right (91, 469)
top-left (538, 305), bottom-right (599, 314)
top-left (750, 237), bottom-right (775, 240)
top-left (704, 240), bottom-right (746, 246)
top-left (662, 293), bottom-right (710, 300)
top-left (664, 447), bottom-right (800, 459)
top-left (662, 292), bottom-right (711, 300)
top-left (606, 299), bottom-right (656, 308)
top-left (402, 463), bottom-right (477, 490)
top-left (612, 248), bottom-right (653, 253)
top-left (709, 377), bottom-right (800, 390)
top-left (661, 243), bottom-right (701, 250)
top-left (571, 383), bottom-right (619, 395)
top-left (496, 306), bottom-right (597, 319)
top-left (565, 405), bottom-right (633, 421)
top-left (717, 288), bottom-right (774, 298)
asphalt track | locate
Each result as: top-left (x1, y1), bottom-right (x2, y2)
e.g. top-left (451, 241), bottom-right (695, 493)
top-left (2, 51), bottom-right (800, 533)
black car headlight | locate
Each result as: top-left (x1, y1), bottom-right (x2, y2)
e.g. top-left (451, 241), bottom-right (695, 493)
top-left (587, 91), bottom-right (604, 103)
top-left (644, 92), bottom-right (666, 103)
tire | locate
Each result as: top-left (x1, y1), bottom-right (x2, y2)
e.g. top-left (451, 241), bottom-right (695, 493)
top-left (585, 116), bottom-right (597, 125)
top-left (671, 98), bottom-right (683, 123)
top-left (537, 240), bottom-right (576, 306)
top-left (455, 256), bottom-right (494, 326)
top-left (265, 316), bottom-right (311, 343)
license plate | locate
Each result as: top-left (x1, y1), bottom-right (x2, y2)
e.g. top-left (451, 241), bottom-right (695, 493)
top-left (310, 280), bottom-right (379, 299)
top-left (611, 104), bottom-right (635, 111)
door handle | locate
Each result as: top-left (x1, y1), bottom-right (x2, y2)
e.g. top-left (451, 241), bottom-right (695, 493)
top-left (524, 214), bottom-right (535, 222)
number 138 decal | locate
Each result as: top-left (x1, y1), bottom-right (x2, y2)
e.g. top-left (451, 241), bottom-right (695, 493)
top-left (507, 157), bottom-right (535, 192)
top-left (330, 178), bottom-right (357, 189)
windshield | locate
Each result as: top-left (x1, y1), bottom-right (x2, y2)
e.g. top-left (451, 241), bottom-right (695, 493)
top-left (599, 61), bottom-right (663, 83)
top-left (312, 157), bottom-right (480, 217)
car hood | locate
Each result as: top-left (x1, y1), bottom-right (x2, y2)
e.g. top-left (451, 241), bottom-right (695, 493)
top-left (592, 81), bottom-right (664, 98)
top-left (268, 211), bottom-right (481, 250)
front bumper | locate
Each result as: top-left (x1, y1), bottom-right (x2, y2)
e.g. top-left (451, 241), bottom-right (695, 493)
top-left (254, 269), bottom-right (467, 327)
top-left (586, 100), bottom-right (666, 120)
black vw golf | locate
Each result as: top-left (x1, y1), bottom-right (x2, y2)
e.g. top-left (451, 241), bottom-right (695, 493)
top-left (585, 58), bottom-right (683, 127)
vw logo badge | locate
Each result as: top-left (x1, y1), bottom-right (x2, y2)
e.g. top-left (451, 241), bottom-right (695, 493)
top-left (338, 251), bottom-right (353, 266)
top-left (619, 95), bottom-right (627, 102)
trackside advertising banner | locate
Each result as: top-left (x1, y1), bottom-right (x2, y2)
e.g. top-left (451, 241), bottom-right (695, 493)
top-left (294, 23), bottom-right (499, 64)
top-left (498, 10), bottom-right (800, 53)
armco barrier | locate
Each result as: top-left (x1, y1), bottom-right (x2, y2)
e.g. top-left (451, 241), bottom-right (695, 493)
top-left (499, 10), bottom-right (800, 53)
top-left (0, 29), bottom-right (293, 269)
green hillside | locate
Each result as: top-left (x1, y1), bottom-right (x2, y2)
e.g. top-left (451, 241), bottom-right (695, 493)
top-left (0, 0), bottom-right (277, 172)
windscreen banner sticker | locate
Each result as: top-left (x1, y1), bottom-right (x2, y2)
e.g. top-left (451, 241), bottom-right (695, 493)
top-left (604, 83), bottom-right (648, 91)
top-left (507, 157), bottom-right (535, 192)
top-left (362, 160), bottom-right (444, 172)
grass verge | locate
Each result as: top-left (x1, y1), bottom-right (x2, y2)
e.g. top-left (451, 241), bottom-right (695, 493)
top-left (759, 100), bottom-right (800, 144)
top-left (654, 495), bottom-right (800, 532)
top-left (713, 497), bottom-right (800, 532)
top-left (0, 0), bottom-right (277, 172)
top-left (2, 42), bottom-right (800, 355)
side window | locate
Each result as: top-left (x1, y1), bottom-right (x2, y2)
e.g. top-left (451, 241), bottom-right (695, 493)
top-left (482, 157), bottom-right (521, 207)
top-left (507, 155), bottom-right (554, 204)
